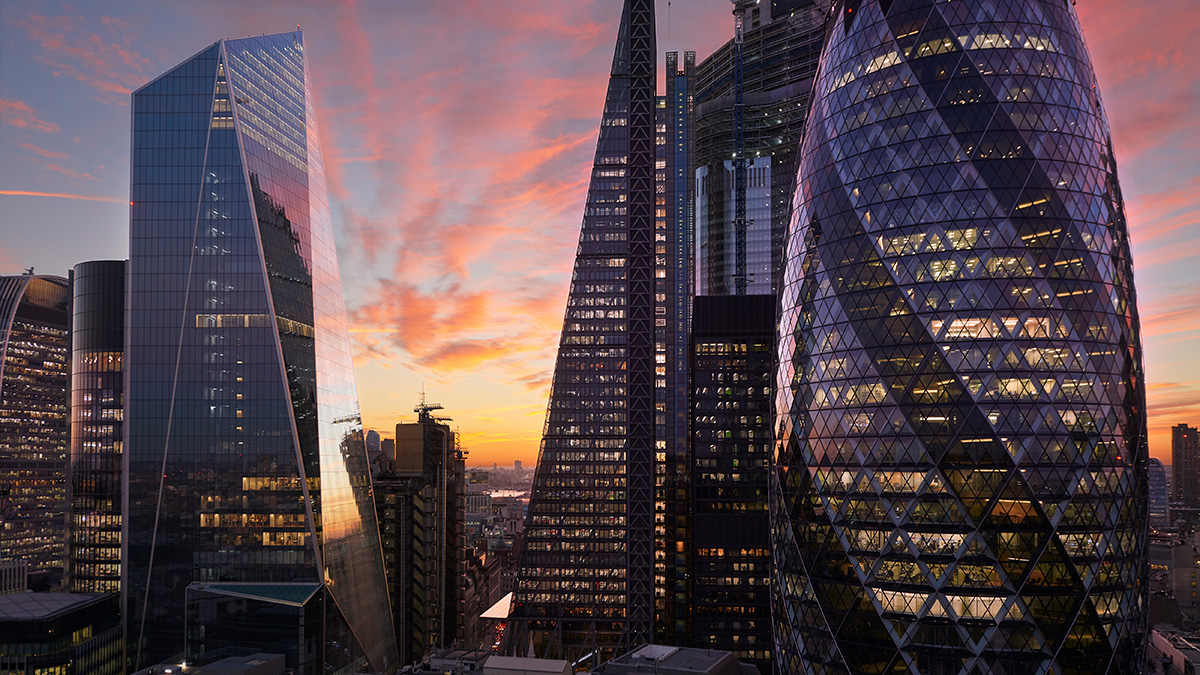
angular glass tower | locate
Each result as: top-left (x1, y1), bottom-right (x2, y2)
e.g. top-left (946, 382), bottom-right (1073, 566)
top-left (774, 0), bottom-right (1148, 672)
top-left (507, 0), bottom-right (656, 661)
top-left (125, 33), bottom-right (396, 673)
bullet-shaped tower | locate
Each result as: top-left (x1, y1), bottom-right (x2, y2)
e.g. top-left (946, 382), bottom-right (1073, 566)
top-left (773, 0), bottom-right (1148, 672)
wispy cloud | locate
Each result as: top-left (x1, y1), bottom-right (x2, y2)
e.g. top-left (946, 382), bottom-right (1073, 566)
top-left (13, 8), bottom-right (153, 105)
top-left (18, 143), bottom-right (69, 159)
top-left (0, 99), bottom-right (59, 133)
top-left (0, 190), bottom-right (123, 203)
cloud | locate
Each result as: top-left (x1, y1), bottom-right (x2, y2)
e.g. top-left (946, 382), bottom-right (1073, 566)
top-left (0, 100), bottom-right (59, 133)
top-left (18, 143), bottom-right (69, 159)
top-left (12, 9), bottom-right (153, 105)
top-left (0, 190), bottom-right (123, 203)
top-left (43, 163), bottom-right (97, 181)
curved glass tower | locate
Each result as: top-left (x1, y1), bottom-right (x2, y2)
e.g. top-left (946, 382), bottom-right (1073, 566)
top-left (773, 0), bottom-right (1148, 672)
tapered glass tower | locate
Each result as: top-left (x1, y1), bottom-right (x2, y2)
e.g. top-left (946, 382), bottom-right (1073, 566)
top-left (125, 33), bottom-right (396, 673)
top-left (507, 0), bottom-right (656, 661)
top-left (774, 0), bottom-right (1148, 672)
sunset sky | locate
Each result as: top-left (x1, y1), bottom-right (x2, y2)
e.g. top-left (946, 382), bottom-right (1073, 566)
top-left (1, 0), bottom-right (1196, 467)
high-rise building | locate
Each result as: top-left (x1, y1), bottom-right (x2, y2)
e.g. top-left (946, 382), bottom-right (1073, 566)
top-left (1174, 425), bottom-right (1200, 507)
top-left (689, 295), bottom-right (773, 673)
top-left (0, 274), bottom-right (70, 573)
top-left (67, 260), bottom-right (126, 594)
top-left (774, 0), bottom-right (1148, 671)
top-left (374, 406), bottom-right (465, 665)
top-left (507, 0), bottom-right (657, 661)
top-left (653, 50), bottom-right (695, 650)
top-left (692, 1), bottom-right (826, 296)
top-left (124, 33), bottom-right (396, 673)
top-left (1149, 457), bottom-right (1170, 529)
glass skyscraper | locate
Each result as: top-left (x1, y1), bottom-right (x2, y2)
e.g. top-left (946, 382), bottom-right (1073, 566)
top-left (125, 33), bottom-right (396, 673)
top-left (68, 260), bottom-right (126, 594)
top-left (774, 0), bottom-right (1148, 672)
top-left (692, 1), bottom-right (826, 297)
top-left (0, 274), bottom-right (70, 573)
top-left (508, 0), bottom-right (657, 661)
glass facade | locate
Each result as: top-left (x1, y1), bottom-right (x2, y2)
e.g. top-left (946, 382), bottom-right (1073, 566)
top-left (0, 592), bottom-right (124, 675)
top-left (653, 51), bottom-right (694, 649)
top-left (508, 0), bottom-right (656, 661)
top-left (1148, 458), bottom-right (1169, 529)
top-left (0, 275), bottom-right (70, 573)
top-left (692, 2), bottom-right (826, 296)
top-left (68, 260), bottom-right (126, 594)
top-left (774, 0), bottom-right (1148, 672)
top-left (125, 33), bottom-right (395, 673)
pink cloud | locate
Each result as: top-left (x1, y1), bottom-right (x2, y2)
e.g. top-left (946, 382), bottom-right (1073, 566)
top-left (14, 10), bottom-right (153, 105)
top-left (18, 143), bottom-right (69, 159)
top-left (0, 189), bottom-right (122, 203)
top-left (0, 100), bottom-right (59, 133)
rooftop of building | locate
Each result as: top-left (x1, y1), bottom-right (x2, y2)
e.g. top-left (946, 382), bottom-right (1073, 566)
top-left (597, 645), bottom-right (755, 675)
top-left (0, 592), bottom-right (109, 621)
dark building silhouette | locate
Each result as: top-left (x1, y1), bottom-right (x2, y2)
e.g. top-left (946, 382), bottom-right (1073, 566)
top-left (689, 295), bottom-right (774, 673)
top-left (375, 405), bottom-right (465, 665)
top-left (67, 260), bottom-right (126, 595)
top-left (0, 274), bottom-right (70, 574)
top-left (774, 0), bottom-right (1148, 671)
top-left (508, 0), bottom-right (657, 660)
top-left (124, 33), bottom-right (396, 673)
top-left (0, 592), bottom-right (123, 674)
top-left (1174, 425), bottom-right (1200, 507)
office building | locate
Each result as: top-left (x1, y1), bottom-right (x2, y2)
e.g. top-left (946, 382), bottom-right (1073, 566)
top-left (689, 295), bottom-right (773, 673)
top-left (374, 405), bottom-right (465, 665)
top-left (654, 50), bottom-right (695, 649)
top-left (508, 0), bottom-right (657, 661)
top-left (1175, 425), bottom-right (1200, 507)
top-left (0, 273), bottom-right (70, 573)
top-left (774, 0), bottom-right (1149, 671)
top-left (67, 260), bottom-right (126, 594)
top-left (124, 33), bottom-right (396, 672)
top-left (692, 1), bottom-right (825, 296)
top-left (1150, 457), bottom-right (1171, 529)
top-left (0, 592), bottom-right (123, 675)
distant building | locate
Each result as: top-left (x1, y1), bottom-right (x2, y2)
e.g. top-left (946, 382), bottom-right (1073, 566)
top-left (67, 260), bottom-right (126, 594)
top-left (1152, 457), bottom-right (1173, 528)
top-left (512, 460), bottom-right (521, 470)
top-left (0, 274), bottom-right (70, 573)
top-left (1176, 426), bottom-right (1200, 507)
top-left (375, 405), bottom-right (465, 664)
top-left (0, 592), bottom-right (123, 675)
top-left (1149, 626), bottom-right (1200, 675)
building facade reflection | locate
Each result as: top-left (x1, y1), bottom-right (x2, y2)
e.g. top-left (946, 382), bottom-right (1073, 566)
top-left (124, 33), bottom-right (396, 673)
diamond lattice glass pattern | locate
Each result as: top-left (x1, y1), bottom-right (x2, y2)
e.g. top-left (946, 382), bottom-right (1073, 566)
top-left (772, 0), bottom-right (1148, 673)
